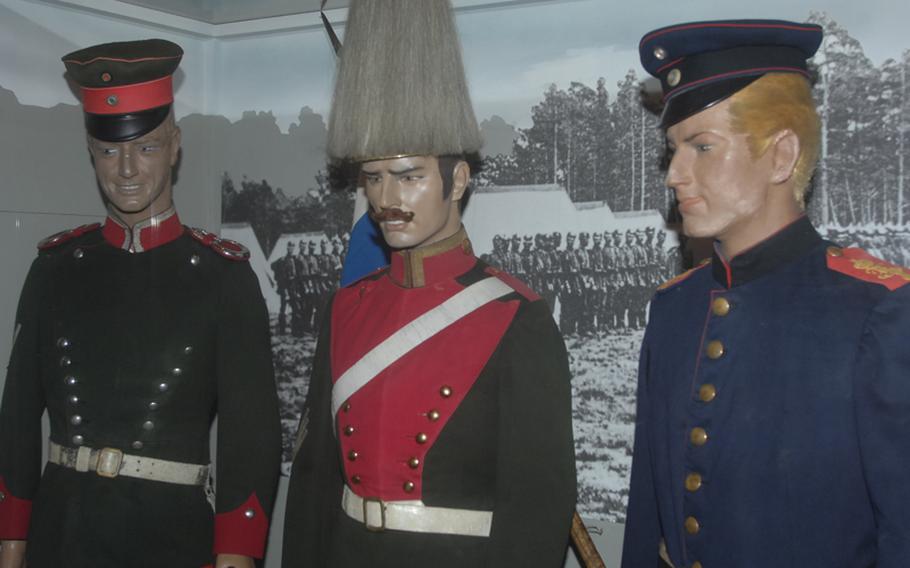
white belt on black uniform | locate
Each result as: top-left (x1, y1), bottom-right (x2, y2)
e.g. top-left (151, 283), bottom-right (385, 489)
top-left (48, 440), bottom-right (209, 486)
top-left (341, 485), bottom-right (493, 536)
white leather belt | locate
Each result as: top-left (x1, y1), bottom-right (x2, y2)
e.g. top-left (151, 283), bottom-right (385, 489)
top-left (48, 440), bottom-right (209, 486)
top-left (342, 485), bottom-right (493, 537)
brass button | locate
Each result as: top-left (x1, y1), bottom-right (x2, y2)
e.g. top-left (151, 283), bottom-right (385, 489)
top-left (148, 401), bottom-right (160, 411)
top-left (131, 440), bottom-right (144, 450)
top-left (690, 427), bottom-right (708, 447)
top-left (439, 385), bottom-right (453, 398)
top-left (685, 472), bottom-right (703, 492)
top-left (692, 562), bottom-right (703, 568)
top-left (403, 481), bottom-right (415, 493)
top-left (685, 516), bottom-right (700, 535)
top-left (184, 345), bottom-right (194, 355)
top-left (705, 340), bottom-right (725, 360)
top-left (351, 474), bottom-right (361, 484)
top-left (73, 248), bottom-right (84, 259)
top-left (653, 46), bottom-right (667, 60)
top-left (65, 376), bottom-right (77, 386)
top-left (244, 508), bottom-right (256, 519)
top-left (698, 384), bottom-right (717, 403)
top-left (427, 409), bottom-right (441, 422)
top-left (344, 425), bottom-right (355, 436)
top-left (667, 68), bottom-right (682, 87)
top-left (57, 337), bottom-right (71, 349)
top-left (416, 432), bottom-right (428, 444)
top-left (70, 415), bottom-right (83, 426)
top-left (171, 367), bottom-right (182, 377)
top-left (347, 450), bottom-right (358, 461)
top-left (408, 457), bottom-right (420, 469)
top-left (190, 254), bottom-right (201, 266)
top-left (0, 492), bottom-right (5, 501)
top-left (60, 356), bottom-right (72, 367)
top-left (343, 402), bottom-right (352, 412)
top-left (711, 297), bottom-right (731, 316)
top-left (158, 382), bottom-right (169, 392)
top-left (827, 246), bottom-right (843, 257)
top-left (72, 435), bottom-right (84, 446)
top-left (142, 420), bottom-right (155, 431)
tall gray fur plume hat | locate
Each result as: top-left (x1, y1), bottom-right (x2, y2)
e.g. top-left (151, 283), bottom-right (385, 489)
top-left (327, 0), bottom-right (482, 162)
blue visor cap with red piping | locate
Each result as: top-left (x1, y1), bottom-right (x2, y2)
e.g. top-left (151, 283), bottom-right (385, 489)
top-left (639, 20), bottom-right (822, 127)
top-left (63, 39), bottom-right (183, 142)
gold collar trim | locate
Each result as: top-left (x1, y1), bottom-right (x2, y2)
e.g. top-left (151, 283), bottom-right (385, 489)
top-left (392, 226), bottom-right (472, 288)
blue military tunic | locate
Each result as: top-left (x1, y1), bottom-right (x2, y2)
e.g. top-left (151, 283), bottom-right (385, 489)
top-left (623, 216), bottom-right (910, 568)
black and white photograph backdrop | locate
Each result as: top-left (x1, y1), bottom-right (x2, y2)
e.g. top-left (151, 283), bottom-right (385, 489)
top-left (210, 5), bottom-right (910, 524)
top-left (1, 1), bottom-right (908, 562)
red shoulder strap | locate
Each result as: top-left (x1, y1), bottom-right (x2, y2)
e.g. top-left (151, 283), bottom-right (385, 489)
top-left (826, 246), bottom-right (910, 291)
top-left (187, 227), bottom-right (250, 261)
top-left (657, 258), bottom-right (710, 291)
top-left (484, 266), bottom-right (540, 301)
top-left (37, 223), bottom-right (101, 250)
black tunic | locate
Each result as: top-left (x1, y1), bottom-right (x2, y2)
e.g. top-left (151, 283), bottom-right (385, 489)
top-left (0, 222), bottom-right (281, 567)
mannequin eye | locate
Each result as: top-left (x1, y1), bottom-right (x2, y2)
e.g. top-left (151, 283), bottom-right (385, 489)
top-left (695, 144), bottom-right (712, 152)
top-left (140, 145), bottom-right (159, 153)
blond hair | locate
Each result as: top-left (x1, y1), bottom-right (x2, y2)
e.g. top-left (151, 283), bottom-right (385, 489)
top-left (728, 73), bottom-right (821, 206)
top-left (326, 0), bottom-right (482, 162)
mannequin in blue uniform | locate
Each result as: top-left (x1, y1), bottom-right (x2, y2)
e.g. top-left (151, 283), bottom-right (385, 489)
top-left (624, 20), bottom-right (910, 568)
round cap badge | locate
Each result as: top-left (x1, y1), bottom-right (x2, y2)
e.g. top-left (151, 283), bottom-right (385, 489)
top-left (667, 68), bottom-right (682, 87)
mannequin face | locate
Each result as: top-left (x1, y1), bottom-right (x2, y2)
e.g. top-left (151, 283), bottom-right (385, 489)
top-left (363, 155), bottom-right (468, 250)
top-left (665, 97), bottom-right (795, 256)
top-left (89, 118), bottom-right (181, 226)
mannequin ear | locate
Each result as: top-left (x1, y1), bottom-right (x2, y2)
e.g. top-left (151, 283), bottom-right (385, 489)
top-left (169, 126), bottom-right (182, 167)
top-left (450, 160), bottom-right (470, 202)
top-left (769, 129), bottom-right (800, 185)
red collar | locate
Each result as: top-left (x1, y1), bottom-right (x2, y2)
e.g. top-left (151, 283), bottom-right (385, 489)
top-left (388, 227), bottom-right (476, 288)
top-left (102, 207), bottom-right (183, 253)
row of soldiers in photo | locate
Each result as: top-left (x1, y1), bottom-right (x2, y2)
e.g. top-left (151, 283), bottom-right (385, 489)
top-left (271, 235), bottom-right (350, 336)
top-left (482, 226), bottom-right (683, 334)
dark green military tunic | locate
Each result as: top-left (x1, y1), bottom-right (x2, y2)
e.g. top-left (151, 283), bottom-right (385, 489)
top-left (0, 212), bottom-right (281, 567)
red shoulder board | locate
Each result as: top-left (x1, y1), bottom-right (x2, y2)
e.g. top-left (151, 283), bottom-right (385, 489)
top-left (188, 227), bottom-right (250, 261)
top-left (657, 258), bottom-right (710, 291)
top-left (484, 266), bottom-right (540, 301)
top-left (37, 223), bottom-right (101, 250)
top-left (826, 246), bottom-right (910, 291)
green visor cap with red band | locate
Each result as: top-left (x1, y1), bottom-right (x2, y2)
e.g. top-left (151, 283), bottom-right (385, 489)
top-left (638, 20), bottom-right (822, 128)
top-left (63, 39), bottom-right (183, 142)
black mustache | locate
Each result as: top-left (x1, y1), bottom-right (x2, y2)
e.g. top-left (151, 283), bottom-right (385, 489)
top-left (370, 208), bottom-right (415, 223)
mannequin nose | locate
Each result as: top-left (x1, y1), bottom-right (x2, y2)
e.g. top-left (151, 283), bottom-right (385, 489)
top-left (119, 148), bottom-right (137, 179)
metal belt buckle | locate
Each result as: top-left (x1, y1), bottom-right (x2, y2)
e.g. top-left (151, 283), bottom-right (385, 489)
top-left (95, 447), bottom-right (124, 478)
top-left (362, 497), bottom-right (386, 532)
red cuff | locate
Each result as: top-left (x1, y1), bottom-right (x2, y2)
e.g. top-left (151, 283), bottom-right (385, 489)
top-left (212, 492), bottom-right (268, 558)
top-left (0, 476), bottom-right (32, 540)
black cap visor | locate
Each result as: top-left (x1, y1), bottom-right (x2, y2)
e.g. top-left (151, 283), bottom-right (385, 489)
top-left (659, 76), bottom-right (759, 128)
top-left (84, 104), bottom-right (171, 142)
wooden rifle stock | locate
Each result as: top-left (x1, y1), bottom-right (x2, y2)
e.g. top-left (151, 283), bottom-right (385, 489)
top-left (570, 510), bottom-right (606, 568)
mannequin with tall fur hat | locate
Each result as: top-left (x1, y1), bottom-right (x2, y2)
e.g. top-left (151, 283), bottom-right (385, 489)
top-left (282, 1), bottom-right (576, 566)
